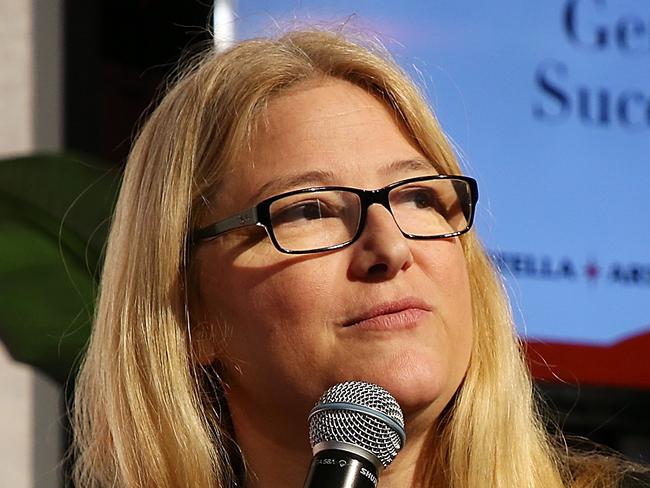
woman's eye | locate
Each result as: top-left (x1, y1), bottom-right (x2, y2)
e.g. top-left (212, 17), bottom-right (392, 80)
top-left (400, 188), bottom-right (440, 210)
top-left (413, 191), bottom-right (435, 208)
top-left (273, 200), bottom-right (332, 224)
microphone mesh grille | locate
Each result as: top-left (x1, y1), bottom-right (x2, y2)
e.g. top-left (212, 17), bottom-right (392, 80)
top-left (308, 381), bottom-right (405, 467)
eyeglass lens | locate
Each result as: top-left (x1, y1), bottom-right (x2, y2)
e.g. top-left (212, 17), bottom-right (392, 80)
top-left (268, 179), bottom-right (472, 252)
top-left (390, 178), bottom-right (469, 237)
top-left (269, 190), bottom-right (362, 252)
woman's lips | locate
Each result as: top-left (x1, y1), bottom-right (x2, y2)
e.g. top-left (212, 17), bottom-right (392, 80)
top-left (343, 298), bottom-right (432, 331)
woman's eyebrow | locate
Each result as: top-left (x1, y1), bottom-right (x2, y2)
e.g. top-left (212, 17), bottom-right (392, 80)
top-left (246, 159), bottom-right (435, 207)
top-left (379, 158), bottom-right (436, 176)
top-left (246, 170), bottom-right (336, 206)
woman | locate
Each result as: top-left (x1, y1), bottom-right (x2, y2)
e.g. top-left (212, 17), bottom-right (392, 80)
top-left (72, 29), bottom-right (647, 487)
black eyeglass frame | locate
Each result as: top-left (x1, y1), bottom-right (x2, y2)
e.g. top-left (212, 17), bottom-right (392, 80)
top-left (192, 174), bottom-right (478, 254)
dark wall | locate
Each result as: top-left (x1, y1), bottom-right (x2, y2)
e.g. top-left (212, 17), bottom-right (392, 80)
top-left (540, 383), bottom-right (650, 463)
top-left (64, 0), bottom-right (212, 166)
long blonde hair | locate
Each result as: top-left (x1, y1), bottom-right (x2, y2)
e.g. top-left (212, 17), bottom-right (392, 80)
top-left (72, 29), bottom-right (623, 487)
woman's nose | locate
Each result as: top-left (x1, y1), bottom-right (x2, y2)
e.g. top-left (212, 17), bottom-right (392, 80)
top-left (347, 204), bottom-right (414, 281)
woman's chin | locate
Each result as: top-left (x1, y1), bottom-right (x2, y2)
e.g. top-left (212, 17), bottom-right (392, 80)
top-left (378, 376), bottom-right (447, 417)
top-left (375, 373), bottom-right (458, 441)
top-left (329, 356), bottom-right (458, 420)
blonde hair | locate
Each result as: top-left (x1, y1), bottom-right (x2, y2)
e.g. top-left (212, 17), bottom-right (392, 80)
top-left (72, 29), bottom-right (626, 487)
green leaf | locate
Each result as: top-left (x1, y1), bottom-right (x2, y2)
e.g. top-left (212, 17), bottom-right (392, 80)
top-left (0, 153), bottom-right (120, 384)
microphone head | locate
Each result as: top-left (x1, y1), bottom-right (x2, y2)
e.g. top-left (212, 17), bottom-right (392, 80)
top-left (308, 381), bottom-right (406, 468)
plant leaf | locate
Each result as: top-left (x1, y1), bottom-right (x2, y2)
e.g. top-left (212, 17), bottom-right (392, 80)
top-left (0, 153), bottom-right (120, 385)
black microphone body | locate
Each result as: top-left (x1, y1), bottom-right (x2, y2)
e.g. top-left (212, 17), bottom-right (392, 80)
top-left (304, 447), bottom-right (379, 488)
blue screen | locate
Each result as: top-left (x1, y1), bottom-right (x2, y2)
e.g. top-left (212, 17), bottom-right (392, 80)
top-left (228, 0), bottom-right (650, 346)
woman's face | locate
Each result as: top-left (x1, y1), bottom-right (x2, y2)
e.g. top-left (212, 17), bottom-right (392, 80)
top-left (192, 78), bottom-right (473, 432)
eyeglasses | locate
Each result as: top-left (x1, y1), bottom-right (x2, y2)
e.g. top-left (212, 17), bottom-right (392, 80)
top-left (192, 174), bottom-right (478, 254)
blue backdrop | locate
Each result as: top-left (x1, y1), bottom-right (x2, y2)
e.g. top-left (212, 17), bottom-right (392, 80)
top-left (230, 0), bottom-right (650, 345)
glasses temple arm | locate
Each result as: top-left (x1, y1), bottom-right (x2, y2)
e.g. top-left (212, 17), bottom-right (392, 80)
top-left (193, 207), bottom-right (259, 241)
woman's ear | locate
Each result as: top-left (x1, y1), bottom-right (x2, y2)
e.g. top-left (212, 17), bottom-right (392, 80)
top-left (186, 268), bottom-right (227, 366)
top-left (190, 318), bottom-right (225, 365)
top-left (186, 250), bottom-right (227, 366)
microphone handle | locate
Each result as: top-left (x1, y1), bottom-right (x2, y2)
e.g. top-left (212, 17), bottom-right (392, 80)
top-left (303, 448), bottom-right (379, 488)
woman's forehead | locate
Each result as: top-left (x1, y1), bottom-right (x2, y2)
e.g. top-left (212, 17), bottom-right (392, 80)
top-left (234, 80), bottom-right (427, 182)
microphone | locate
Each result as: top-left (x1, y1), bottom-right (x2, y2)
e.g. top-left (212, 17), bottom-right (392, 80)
top-left (303, 381), bottom-right (406, 488)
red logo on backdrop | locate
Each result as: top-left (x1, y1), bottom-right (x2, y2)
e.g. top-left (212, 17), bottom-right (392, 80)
top-left (584, 261), bottom-right (599, 281)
